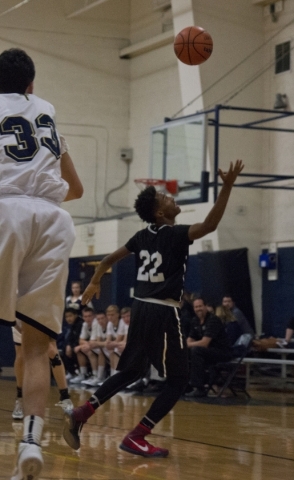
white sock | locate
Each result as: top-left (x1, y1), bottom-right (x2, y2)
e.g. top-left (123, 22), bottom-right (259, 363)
top-left (80, 367), bottom-right (87, 375)
top-left (23, 415), bottom-right (44, 445)
top-left (111, 369), bottom-right (118, 376)
top-left (92, 370), bottom-right (98, 378)
top-left (97, 366), bottom-right (105, 380)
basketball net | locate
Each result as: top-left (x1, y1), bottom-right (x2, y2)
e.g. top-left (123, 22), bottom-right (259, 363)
top-left (134, 178), bottom-right (178, 195)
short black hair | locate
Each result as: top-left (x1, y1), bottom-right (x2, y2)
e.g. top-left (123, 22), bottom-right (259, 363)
top-left (193, 295), bottom-right (208, 305)
top-left (134, 186), bottom-right (159, 223)
top-left (0, 48), bottom-right (35, 94)
top-left (82, 306), bottom-right (95, 314)
top-left (223, 294), bottom-right (234, 301)
top-left (64, 307), bottom-right (79, 315)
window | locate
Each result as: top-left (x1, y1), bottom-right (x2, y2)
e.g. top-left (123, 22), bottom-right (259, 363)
top-left (275, 41), bottom-right (290, 74)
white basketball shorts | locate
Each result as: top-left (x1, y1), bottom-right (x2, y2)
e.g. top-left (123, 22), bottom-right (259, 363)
top-left (12, 326), bottom-right (22, 345)
top-left (0, 196), bottom-right (75, 338)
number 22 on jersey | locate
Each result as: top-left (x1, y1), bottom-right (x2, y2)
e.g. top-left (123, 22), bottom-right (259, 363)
top-left (137, 250), bottom-right (165, 283)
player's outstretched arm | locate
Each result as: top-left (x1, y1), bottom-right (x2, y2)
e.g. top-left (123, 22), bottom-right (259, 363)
top-left (188, 160), bottom-right (244, 241)
top-left (61, 151), bottom-right (84, 201)
top-left (81, 246), bottom-right (131, 304)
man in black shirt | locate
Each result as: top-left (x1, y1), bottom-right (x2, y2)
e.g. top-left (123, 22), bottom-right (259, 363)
top-left (63, 160), bottom-right (244, 458)
top-left (61, 307), bottom-right (84, 379)
top-left (186, 297), bottom-right (232, 397)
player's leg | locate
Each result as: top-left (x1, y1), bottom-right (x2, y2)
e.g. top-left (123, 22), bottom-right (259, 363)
top-left (63, 304), bottom-right (148, 450)
top-left (70, 351), bottom-right (88, 383)
top-left (11, 201), bottom-right (75, 480)
top-left (97, 351), bottom-right (107, 382)
top-left (12, 342), bottom-right (24, 420)
top-left (48, 340), bottom-right (73, 410)
top-left (61, 346), bottom-right (78, 379)
top-left (63, 301), bottom-right (179, 457)
top-left (11, 326), bottom-right (24, 420)
top-left (81, 350), bottom-right (98, 385)
top-left (11, 322), bottom-right (51, 480)
top-left (109, 351), bottom-right (120, 376)
top-left (120, 304), bottom-right (188, 458)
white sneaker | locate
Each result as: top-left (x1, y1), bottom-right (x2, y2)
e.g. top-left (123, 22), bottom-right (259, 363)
top-left (81, 376), bottom-right (99, 386)
top-left (65, 372), bottom-right (74, 380)
top-left (276, 339), bottom-right (288, 348)
top-left (55, 398), bottom-right (74, 411)
top-left (69, 374), bottom-right (85, 384)
top-left (11, 442), bottom-right (43, 480)
top-left (12, 399), bottom-right (24, 420)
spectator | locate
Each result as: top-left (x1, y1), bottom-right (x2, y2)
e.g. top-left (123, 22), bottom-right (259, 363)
top-left (105, 305), bottom-right (126, 376)
top-left (215, 305), bottom-right (242, 346)
top-left (276, 317), bottom-right (294, 348)
top-left (70, 307), bottom-right (98, 383)
top-left (116, 307), bottom-right (131, 354)
top-left (84, 310), bottom-right (109, 386)
top-left (206, 302), bottom-right (216, 314)
top-left (180, 292), bottom-right (194, 338)
top-left (186, 297), bottom-right (233, 397)
top-left (222, 295), bottom-right (254, 336)
top-left (61, 306), bottom-right (84, 380)
top-left (66, 281), bottom-right (93, 314)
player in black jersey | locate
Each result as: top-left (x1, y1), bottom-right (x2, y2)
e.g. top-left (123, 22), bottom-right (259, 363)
top-left (63, 160), bottom-right (244, 458)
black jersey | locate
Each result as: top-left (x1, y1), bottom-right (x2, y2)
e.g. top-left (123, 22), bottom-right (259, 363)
top-left (125, 224), bottom-right (193, 302)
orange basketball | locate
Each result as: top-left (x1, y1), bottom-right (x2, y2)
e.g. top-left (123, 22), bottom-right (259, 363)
top-left (174, 26), bottom-right (213, 66)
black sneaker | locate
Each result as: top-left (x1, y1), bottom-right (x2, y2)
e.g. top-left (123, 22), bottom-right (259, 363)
top-left (125, 379), bottom-right (148, 393)
top-left (185, 388), bottom-right (207, 398)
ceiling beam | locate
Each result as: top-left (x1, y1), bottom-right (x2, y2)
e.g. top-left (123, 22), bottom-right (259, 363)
top-left (67, 0), bottom-right (112, 19)
top-left (0, 0), bottom-right (32, 18)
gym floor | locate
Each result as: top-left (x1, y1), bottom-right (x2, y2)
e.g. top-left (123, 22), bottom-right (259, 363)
top-left (1, 370), bottom-right (294, 480)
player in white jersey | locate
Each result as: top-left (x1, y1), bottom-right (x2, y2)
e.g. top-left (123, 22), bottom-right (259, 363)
top-left (0, 48), bottom-right (83, 480)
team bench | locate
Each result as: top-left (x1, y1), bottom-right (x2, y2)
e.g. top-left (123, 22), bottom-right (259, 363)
top-left (242, 357), bottom-right (294, 389)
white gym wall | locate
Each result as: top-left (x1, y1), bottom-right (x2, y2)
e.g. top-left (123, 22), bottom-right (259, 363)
top-left (1, 0), bottom-right (294, 332)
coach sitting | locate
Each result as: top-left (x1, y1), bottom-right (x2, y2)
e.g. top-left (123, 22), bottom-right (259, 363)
top-left (186, 296), bottom-right (233, 398)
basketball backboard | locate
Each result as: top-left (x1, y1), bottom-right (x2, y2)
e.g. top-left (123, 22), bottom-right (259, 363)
top-left (149, 113), bottom-right (209, 204)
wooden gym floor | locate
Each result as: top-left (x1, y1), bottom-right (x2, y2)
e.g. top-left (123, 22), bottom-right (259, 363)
top-left (1, 370), bottom-right (294, 480)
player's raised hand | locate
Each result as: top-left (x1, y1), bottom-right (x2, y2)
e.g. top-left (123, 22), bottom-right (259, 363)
top-left (81, 282), bottom-right (101, 304)
top-left (218, 160), bottom-right (244, 187)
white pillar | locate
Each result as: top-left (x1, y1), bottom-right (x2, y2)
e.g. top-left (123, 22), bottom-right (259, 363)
top-left (171, 0), bottom-right (203, 116)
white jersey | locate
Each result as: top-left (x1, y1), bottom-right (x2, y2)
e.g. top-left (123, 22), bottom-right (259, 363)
top-left (106, 318), bottom-right (126, 339)
top-left (80, 318), bottom-right (99, 340)
top-left (95, 323), bottom-right (108, 341)
top-left (0, 93), bottom-right (68, 204)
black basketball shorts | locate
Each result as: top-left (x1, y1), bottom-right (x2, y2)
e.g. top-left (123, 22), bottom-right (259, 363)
top-left (117, 299), bottom-right (188, 378)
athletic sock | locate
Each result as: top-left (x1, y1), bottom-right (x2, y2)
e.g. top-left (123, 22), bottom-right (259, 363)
top-left (88, 395), bottom-right (100, 410)
top-left (129, 423), bottom-right (152, 438)
top-left (74, 401), bottom-right (95, 422)
top-left (97, 366), bottom-right (105, 380)
top-left (139, 416), bottom-right (156, 431)
top-left (16, 386), bottom-right (22, 398)
top-left (22, 415), bottom-right (44, 445)
top-left (59, 388), bottom-right (70, 401)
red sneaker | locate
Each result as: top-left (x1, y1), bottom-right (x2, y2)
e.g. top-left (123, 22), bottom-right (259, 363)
top-left (63, 402), bottom-right (94, 450)
top-left (120, 426), bottom-right (169, 458)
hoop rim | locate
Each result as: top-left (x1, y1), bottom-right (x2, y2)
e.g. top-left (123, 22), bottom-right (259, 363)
top-left (134, 178), bottom-right (178, 195)
top-left (134, 178), bottom-right (167, 186)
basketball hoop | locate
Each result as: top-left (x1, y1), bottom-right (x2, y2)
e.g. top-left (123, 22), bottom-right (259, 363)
top-left (134, 178), bottom-right (178, 195)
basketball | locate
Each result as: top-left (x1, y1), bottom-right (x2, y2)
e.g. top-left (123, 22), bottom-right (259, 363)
top-left (174, 26), bottom-right (213, 66)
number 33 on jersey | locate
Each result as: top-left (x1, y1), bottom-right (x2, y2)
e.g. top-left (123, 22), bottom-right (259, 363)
top-left (0, 93), bottom-right (68, 203)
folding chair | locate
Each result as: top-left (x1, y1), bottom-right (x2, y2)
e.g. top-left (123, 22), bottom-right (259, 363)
top-left (209, 333), bottom-right (253, 398)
